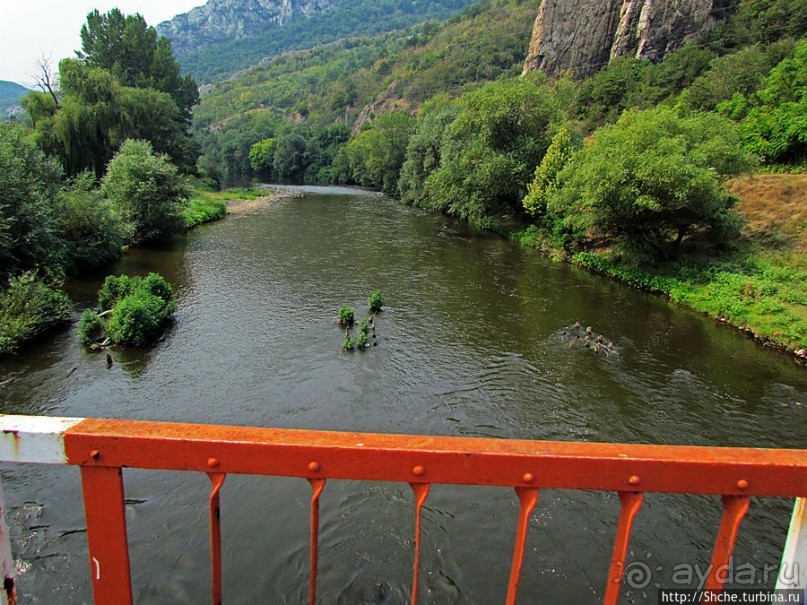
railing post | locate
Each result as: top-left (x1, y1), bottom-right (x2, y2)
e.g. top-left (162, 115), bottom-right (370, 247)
top-left (777, 497), bottom-right (806, 591)
top-left (0, 477), bottom-right (16, 605)
top-left (80, 466), bottom-right (133, 605)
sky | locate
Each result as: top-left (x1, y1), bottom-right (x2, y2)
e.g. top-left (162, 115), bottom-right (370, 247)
top-left (0, 1), bottom-right (203, 86)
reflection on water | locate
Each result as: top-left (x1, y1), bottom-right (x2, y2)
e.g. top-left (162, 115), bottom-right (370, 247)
top-left (1, 187), bottom-right (804, 603)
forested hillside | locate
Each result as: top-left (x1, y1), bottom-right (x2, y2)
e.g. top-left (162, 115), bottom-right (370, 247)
top-left (161, 0), bottom-right (480, 82)
top-left (195, 0), bottom-right (540, 182)
top-left (193, 0), bottom-right (806, 352)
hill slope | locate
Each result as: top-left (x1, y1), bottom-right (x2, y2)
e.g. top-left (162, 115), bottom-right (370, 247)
top-left (159, 0), bottom-right (480, 82)
top-left (0, 81), bottom-right (29, 117)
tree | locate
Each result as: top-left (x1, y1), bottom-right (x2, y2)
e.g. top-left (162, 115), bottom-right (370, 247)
top-left (523, 126), bottom-right (578, 218)
top-left (0, 123), bottom-right (64, 278)
top-left (249, 138), bottom-right (277, 180)
top-left (79, 9), bottom-right (198, 117)
top-left (424, 77), bottom-right (563, 226)
top-left (102, 139), bottom-right (189, 244)
top-left (547, 107), bottom-right (752, 259)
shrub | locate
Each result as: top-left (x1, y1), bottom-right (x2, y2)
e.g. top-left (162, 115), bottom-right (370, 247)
top-left (368, 290), bottom-right (384, 312)
top-left (338, 305), bottom-right (355, 325)
top-left (356, 331), bottom-right (368, 348)
top-left (77, 309), bottom-right (106, 345)
top-left (106, 291), bottom-right (171, 347)
top-left (342, 336), bottom-right (356, 351)
top-left (98, 275), bottom-right (138, 311)
top-left (0, 272), bottom-right (73, 355)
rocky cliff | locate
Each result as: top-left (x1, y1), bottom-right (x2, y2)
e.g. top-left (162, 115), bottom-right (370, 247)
top-left (157, 0), bottom-right (334, 55)
top-left (523, 0), bottom-right (724, 78)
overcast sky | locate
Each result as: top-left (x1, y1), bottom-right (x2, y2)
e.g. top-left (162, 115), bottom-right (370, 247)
top-left (0, 1), bottom-right (203, 86)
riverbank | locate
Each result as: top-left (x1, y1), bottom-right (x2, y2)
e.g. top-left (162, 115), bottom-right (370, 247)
top-left (0, 186), bottom-right (278, 357)
top-left (225, 186), bottom-right (304, 214)
top-left (513, 173), bottom-right (807, 363)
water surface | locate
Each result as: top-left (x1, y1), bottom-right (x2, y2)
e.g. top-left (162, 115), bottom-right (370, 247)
top-left (1, 187), bottom-right (804, 603)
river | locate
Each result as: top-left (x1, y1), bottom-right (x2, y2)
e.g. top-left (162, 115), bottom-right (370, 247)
top-left (0, 186), bottom-right (804, 603)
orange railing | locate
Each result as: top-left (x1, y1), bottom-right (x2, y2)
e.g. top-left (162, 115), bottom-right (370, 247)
top-left (0, 415), bottom-right (804, 604)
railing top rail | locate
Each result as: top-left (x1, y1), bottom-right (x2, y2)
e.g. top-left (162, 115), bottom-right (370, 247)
top-left (1, 415), bottom-right (804, 497)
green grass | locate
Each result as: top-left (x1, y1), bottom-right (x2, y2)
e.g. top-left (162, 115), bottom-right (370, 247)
top-left (572, 252), bottom-right (807, 350)
top-left (184, 187), bottom-right (265, 228)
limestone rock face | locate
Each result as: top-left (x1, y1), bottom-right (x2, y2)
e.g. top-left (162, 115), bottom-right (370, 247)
top-left (157, 0), bottom-right (334, 55)
top-left (523, 0), bottom-right (721, 78)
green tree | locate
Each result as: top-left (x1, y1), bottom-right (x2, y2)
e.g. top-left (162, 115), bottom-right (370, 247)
top-left (80, 9), bottom-right (198, 117)
top-left (57, 172), bottom-right (125, 272)
top-left (424, 77), bottom-right (563, 226)
top-left (102, 139), bottom-right (189, 244)
top-left (399, 96), bottom-right (458, 206)
top-left (0, 123), bottom-right (64, 278)
top-left (249, 138), bottom-right (277, 180)
top-left (547, 107), bottom-right (752, 259)
top-left (523, 126), bottom-right (579, 218)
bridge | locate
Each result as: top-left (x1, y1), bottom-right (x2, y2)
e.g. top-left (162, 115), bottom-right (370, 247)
top-left (0, 414), bottom-right (804, 604)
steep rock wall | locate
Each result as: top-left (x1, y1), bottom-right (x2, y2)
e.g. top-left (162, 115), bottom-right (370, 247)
top-left (157, 0), bottom-right (334, 54)
top-left (523, 0), bottom-right (721, 78)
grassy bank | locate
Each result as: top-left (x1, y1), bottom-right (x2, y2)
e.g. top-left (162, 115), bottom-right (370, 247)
top-left (185, 187), bottom-right (265, 227)
top-left (515, 173), bottom-right (807, 358)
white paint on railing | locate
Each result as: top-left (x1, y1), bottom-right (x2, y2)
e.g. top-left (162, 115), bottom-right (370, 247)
top-left (0, 415), bottom-right (83, 465)
top-left (777, 497), bottom-right (806, 590)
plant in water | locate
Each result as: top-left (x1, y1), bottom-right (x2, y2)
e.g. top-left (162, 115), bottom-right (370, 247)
top-left (342, 336), bottom-right (357, 351)
top-left (77, 309), bottom-right (106, 346)
top-left (338, 305), bottom-right (355, 326)
top-left (356, 331), bottom-right (368, 348)
top-left (368, 290), bottom-right (384, 312)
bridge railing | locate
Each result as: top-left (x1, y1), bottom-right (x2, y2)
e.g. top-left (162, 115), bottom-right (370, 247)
top-left (0, 414), bottom-right (804, 604)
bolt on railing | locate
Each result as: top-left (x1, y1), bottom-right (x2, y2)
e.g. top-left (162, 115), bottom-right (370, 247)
top-left (0, 414), bottom-right (804, 605)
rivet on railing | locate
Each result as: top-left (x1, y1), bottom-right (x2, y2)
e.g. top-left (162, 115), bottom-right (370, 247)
top-left (628, 475), bottom-right (641, 486)
top-left (90, 450), bottom-right (100, 460)
top-left (207, 458), bottom-right (220, 469)
top-left (736, 479), bottom-right (749, 490)
top-left (522, 473), bottom-right (535, 483)
top-left (412, 466), bottom-right (425, 477)
top-left (308, 461), bottom-right (321, 472)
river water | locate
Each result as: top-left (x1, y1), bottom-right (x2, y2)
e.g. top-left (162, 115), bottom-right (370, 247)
top-left (0, 187), bottom-right (804, 604)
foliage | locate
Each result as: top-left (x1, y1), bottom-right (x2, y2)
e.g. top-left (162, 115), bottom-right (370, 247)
top-left (523, 126), bottom-right (579, 218)
top-left (356, 331), bottom-right (369, 348)
top-left (336, 112), bottom-right (414, 194)
top-left (342, 336), bottom-right (357, 351)
top-left (573, 252), bottom-right (807, 349)
top-left (77, 308), bottom-right (106, 345)
top-left (93, 272), bottom-right (176, 347)
top-left (399, 96), bottom-right (458, 206)
top-left (0, 123), bottom-right (64, 278)
top-left (721, 40), bottom-right (807, 164)
top-left (0, 272), bottom-right (73, 355)
top-left (249, 138), bottom-right (277, 181)
top-left (546, 107), bottom-right (752, 259)
top-left (177, 0), bottom-right (485, 83)
top-left (422, 77), bottom-right (564, 226)
top-left (338, 305), bottom-right (355, 326)
top-left (193, 0), bottom-right (538, 184)
top-left (57, 172), bottom-right (125, 272)
top-left (185, 195), bottom-right (227, 228)
top-left (102, 139), bottom-right (190, 244)
top-left (98, 274), bottom-right (139, 310)
top-left (80, 9), bottom-right (199, 117)
top-left (368, 290), bottom-right (384, 312)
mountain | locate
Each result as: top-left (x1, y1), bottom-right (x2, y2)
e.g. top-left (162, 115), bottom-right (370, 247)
top-left (522, 0), bottom-right (727, 78)
top-left (0, 81), bottom-right (29, 117)
top-left (158, 0), bottom-right (480, 83)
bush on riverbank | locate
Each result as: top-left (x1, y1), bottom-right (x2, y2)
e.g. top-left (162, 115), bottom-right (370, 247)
top-left (0, 273), bottom-right (73, 356)
top-left (80, 273), bottom-right (176, 347)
